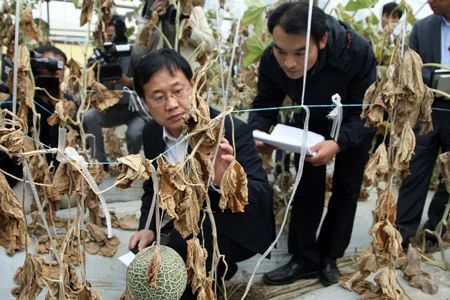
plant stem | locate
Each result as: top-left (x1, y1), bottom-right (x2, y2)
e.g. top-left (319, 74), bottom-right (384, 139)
top-left (424, 195), bottom-right (450, 271)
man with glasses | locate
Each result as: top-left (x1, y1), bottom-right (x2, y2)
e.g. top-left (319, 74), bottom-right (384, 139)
top-left (128, 48), bottom-right (275, 299)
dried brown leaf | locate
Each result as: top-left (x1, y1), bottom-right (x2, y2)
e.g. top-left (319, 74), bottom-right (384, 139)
top-left (374, 267), bottom-right (402, 300)
top-left (219, 160), bottom-right (248, 212)
top-left (174, 184), bottom-right (204, 238)
top-left (180, 0), bottom-right (193, 15)
top-left (113, 214), bottom-right (139, 230)
top-left (114, 154), bottom-right (153, 189)
top-left (393, 121), bottom-right (416, 177)
top-left (20, 7), bottom-right (40, 42)
top-left (339, 271), bottom-right (366, 291)
top-left (358, 248), bottom-right (379, 277)
top-left (146, 246), bottom-right (161, 288)
top-left (186, 237), bottom-right (208, 294)
top-left (0, 126), bottom-right (24, 153)
top-left (179, 18), bottom-right (195, 48)
top-left (66, 58), bottom-right (82, 94)
top-left (157, 157), bottom-right (185, 219)
top-left (439, 152), bottom-right (450, 193)
top-left (138, 11), bottom-right (159, 47)
top-left (195, 42), bottom-right (209, 67)
top-left (410, 275), bottom-right (439, 295)
top-left (371, 221), bottom-right (404, 261)
top-left (418, 87), bottom-right (434, 135)
top-left (401, 49), bottom-right (425, 97)
top-left (80, 0), bottom-right (94, 26)
top-left (47, 99), bottom-right (76, 127)
top-left (0, 172), bottom-right (27, 256)
top-left (85, 224), bottom-right (120, 257)
top-left (402, 246), bottom-right (422, 280)
top-left (11, 254), bottom-right (46, 299)
top-left (88, 82), bottom-right (123, 112)
top-left (361, 79), bottom-right (385, 127)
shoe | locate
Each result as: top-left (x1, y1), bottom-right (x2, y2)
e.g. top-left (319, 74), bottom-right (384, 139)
top-left (263, 260), bottom-right (318, 285)
top-left (319, 256), bottom-right (341, 286)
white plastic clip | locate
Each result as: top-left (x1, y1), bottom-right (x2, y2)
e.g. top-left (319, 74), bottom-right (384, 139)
top-left (327, 93), bottom-right (343, 142)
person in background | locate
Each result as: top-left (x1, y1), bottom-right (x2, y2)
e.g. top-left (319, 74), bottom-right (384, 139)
top-left (128, 49), bottom-right (275, 299)
top-left (82, 16), bottom-right (150, 172)
top-left (248, 1), bottom-right (376, 286)
top-left (381, 2), bottom-right (403, 29)
top-left (132, 0), bottom-right (216, 71)
top-left (395, 0), bottom-right (450, 251)
top-left (1, 45), bottom-right (74, 185)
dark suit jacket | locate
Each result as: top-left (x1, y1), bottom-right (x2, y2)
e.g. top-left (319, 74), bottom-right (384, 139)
top-left (139, 108), bottom-right (275, 255)
top-left (409, 14), bottom-right (442, 85)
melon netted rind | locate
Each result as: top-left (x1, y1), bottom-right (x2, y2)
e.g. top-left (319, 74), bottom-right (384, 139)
top-left (126, 245), bottom-right (187, 300)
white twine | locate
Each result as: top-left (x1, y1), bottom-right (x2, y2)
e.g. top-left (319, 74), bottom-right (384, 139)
top-left (64, 147), bottom-right (113, 238)
top-left (124, 86), bottom-right (152, 120)
top-left (327, 93), bottom-right (343, 141)
top-left (12, 0), bottom-right (21, 115)
top-left (241, 106), bottom-right (311, 299)
top-left (224, 12), bottom-right (243, 109)
top-left (56, 126), bottom-right (67, 163)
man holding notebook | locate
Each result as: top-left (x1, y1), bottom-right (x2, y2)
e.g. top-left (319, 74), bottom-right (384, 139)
top-left (248, 2), bottom-right (376, 286)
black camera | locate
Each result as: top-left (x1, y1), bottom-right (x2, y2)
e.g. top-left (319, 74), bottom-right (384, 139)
top-left (0, 50), bottom-right (63, 99)
top-left (88, 16), bottom-right (132, 82)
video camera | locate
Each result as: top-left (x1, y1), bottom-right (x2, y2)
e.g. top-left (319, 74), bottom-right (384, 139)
top-left (142, 0), bottom-right (189, 24)
top-left (0, 49), bottom-right (64, 99)
top-left (88, 16), bottom-right (132, 82)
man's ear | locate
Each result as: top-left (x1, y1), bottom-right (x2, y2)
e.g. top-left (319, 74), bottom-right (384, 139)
top-left (319, 32), bottom-right (328, 50)
top-left (190, 77), bottom-right (195, 86)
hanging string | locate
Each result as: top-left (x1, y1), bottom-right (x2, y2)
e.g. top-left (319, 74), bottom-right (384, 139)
top-left (63, 147), bottom-right (113, 238)
top-left (327, 93), bottom-right (343, 141)
top-left (12, 0), bottom-right (21, 115)
top-left (124, 86), bottom-right (152, 120)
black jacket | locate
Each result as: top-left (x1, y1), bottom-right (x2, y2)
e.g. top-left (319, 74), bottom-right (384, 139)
top-left (248, 15), bottom-right (377, 153)
top-left (139, 108), bottom-right (275, 255)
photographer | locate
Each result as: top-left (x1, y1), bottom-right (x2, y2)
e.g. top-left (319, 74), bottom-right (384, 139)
top-left (1, 45), bottom-right (74, 187)
top-left (132, 0), bottom-right (216, 70)
top-left (82, 16), bottom-right (150, 172)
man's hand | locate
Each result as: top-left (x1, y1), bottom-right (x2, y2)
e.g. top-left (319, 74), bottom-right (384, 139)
top-left (254, 130), bottom-right (278, 154)
top-left (129, 229), bottom-right (155, 251)
top-left (209, 137), bottom-right (234, 185)
top-left (106, 73), bottom-right (133, 88)
top-left (305, 140), bottom-right (341, 166)
top-left (153, 0), bottom-right (166, 16)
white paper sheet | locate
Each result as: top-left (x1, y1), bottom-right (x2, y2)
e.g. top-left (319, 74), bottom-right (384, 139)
top-left (253, 124), bottom-right (325, 156)
top-left (118, 251), bottom-right (136, 267)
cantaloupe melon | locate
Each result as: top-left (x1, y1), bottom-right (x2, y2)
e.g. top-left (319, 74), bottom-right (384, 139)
top-left (126, 245), bottom-right (187, 300)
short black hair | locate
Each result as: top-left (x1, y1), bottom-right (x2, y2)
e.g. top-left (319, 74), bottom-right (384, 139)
top-left (267, 1), bottom-right (327, 44)
top-left (133, 48), bottom-right (193, 99)
top-left (382, 2), bottom-right (403, 19)
top-left (34, 45), bottom-right (67, 64)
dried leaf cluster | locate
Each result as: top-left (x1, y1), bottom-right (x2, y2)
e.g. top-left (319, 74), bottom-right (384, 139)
top-left (342, 47), bottom-right (435, 298)
top-left (402, 247), bottom-right (440, 295)
top-left (0, 172), bottom-right (27, 256)
top-left (186, 238), bottom-right (214, 300)
top-left (85, 223), bottom-right (120, 257)
top-left (87, 82), bottom-right (123, 112)
top-left (114, 154), bottom-right (153, 189)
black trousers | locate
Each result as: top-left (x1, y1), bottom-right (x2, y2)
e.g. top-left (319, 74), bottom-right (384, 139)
top-left (396, 99), bottom-right (450, 242)
top-left (288, 139), bottom-right (372, 270)
top-left (161, 222), bottom-right (255, 300)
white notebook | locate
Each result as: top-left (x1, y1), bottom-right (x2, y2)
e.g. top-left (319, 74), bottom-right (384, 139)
top-left (253, 124), bottom-right (325, 156)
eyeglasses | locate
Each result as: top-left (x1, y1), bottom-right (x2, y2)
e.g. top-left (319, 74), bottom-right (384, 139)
top-left (147, 87), bottom-right (191, 108)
